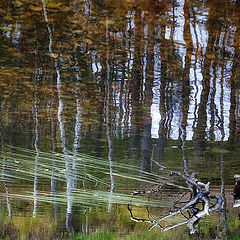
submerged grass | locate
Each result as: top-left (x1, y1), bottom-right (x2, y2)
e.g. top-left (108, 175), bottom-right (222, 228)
top-left (1, 147), bottom-right (169, 184)
top-left (0, 146), bottom-right (173, 208)
top-left (8, 189), bottom-right (168, 208)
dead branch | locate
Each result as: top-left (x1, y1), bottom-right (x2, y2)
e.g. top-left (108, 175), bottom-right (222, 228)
top-left (128, 170), bottom-right (223, 234)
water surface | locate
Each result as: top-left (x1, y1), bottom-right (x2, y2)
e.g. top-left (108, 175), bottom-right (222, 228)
top-left (0, 0), bottom-right (240, 239)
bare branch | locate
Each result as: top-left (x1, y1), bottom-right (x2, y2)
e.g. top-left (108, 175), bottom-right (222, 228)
top-left (128, 170), bottom-right (223, 234)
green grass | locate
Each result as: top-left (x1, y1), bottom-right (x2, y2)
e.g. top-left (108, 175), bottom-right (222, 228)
top-left (70, 232), bottom-right (116, 240)
top-left (69, 228), bottom-right (193, 240)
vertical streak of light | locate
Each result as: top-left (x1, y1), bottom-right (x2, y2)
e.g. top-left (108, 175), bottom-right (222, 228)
top-left (33, 78), bottom-right (39, 218)
top-left (42, 0), bottom-right (56, 58)
top-left (189, 6), bottom-right (199, 139)
top-left (218, 22), bottom-right (227, 233)
top-left (105, 14), bottom-right (114, 212)
top-left (42, 0), bottom-right (73, 232)
top-left (73, 57), bottom-right (82, 188)
top-left (33, 19), bottom-right (41, 219)
top-left (50, 102), bottom-right (60, 220)
top-left (220, 59), bottom-right (227, 238)
top-left (42, 0), bottom-right (61, 220)
top-left (55, 59), bottom-right (72, 232)
top-left (73, 63), bottom-right (82, 154)
top-left (124, 12), bottom-right (133, 135)
top-left (219, 27), bottom-right (228, 141)
top-left (2, 157), bottom-right (12, 218)
top-left (181, 0), bottom-right (191, 180)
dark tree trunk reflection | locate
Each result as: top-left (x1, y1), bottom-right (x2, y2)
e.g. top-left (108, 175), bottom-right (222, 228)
top-left (129, 9), bottom-right (143, 160)
top-left (229, 27), bottom-right (240, 145)
top-left (141, 14), bottom-right (154, 173)
top-left (157, 7), bottom-right (168, 163)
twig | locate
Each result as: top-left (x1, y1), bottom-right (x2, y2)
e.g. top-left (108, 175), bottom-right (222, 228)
top-left (128, 170), bottom-right (223, 234)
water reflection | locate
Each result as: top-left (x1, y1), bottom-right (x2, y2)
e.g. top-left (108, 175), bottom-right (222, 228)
top-left (2, 156), bottom-right (12, 219)
top-left (33, 67), bottom-right (40, 218)
top-left (0, 0), bottom-right (240, 238)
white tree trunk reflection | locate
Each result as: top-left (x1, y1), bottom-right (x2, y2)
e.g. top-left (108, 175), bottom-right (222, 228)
top-left (55, 59), bottom-right (73, 233)
top-left (105, 14), bottom-right (115, 212)
top-left (33, 80), bottom-right (39, 218)
top-left (2, 157), bottom-right (12, 218)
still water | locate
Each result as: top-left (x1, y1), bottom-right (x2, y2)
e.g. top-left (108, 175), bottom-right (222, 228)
top-left (0, 0), bottom-right (240, 239)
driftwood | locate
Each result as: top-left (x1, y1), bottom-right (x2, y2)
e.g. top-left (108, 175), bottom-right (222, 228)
top-left (233, 174), bottom-right (240, 208)
top-left (128, 170), bottom-right (223, 234)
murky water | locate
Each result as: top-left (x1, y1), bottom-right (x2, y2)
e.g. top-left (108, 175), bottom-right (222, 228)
top-left (0, 0), bottom-right (240, 239)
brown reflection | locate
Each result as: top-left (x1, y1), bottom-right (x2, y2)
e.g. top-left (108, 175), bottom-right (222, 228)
top-left (0, 0), bottom-right (239, 147)
top-left (93, 70), bottom-right (105, 157)
top-left (1, 0), bottom-right (240, 237)
top-left (129, 8), bottom-right (144, 160)
top-left (229, 25), bottom-right (240, 145)
top-left (156, 2), bottom-right (169, 163)
top-left (140, 11), bottom-right (154, 173)
top-left (180, 0), bottom-right (193, 176)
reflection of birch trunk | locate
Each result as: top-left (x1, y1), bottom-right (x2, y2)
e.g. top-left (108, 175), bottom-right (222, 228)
top-left (209, 62), bottom-right (217, 141)
top-left (3, 181), bottom-right (11, 218)
top-left (42, 0), bottom-right (61, 220)
top-left (73, 82), bottom-right (82, 154)
top-left (50, 100), bottom-right (60, 220)
top-left (193, 4), bottom-right (221, 155)
top-left (73, 58), bottom-right (82, 187)
top-left (2, 157), bottom-right (12, 218)
top-left (55, 59), bottom-right (73, 233)
top-left (81, 208), bottom-right (89, 234)
top-left (33, 88), bottom-right (39, 218)
top-left (106, 84), bottom-right (114, 212)
top-left (42, 0), bottom-right (73, 229)
top-left (118, 61), bottom-right (125, 139)
top-left (219, 59), bottom-right (227, 236)
top-left (93, 51), bottom-right (104, 157)
top-left (207, 29), bottom-right (219, 140)
top-left (181, 0), bottom-right (192, 176)
top-left (107, 123), bottom-right (114, 212)
top-left (105, 15), bottom-right (114, 212)
top-left (42, 0), bottom-right (57, 58)
top-left (56, 67), bottom-right (71, 232)
top-left (191, 7), bottom-right (200, 133)
top-left (124, 12), bottom-right (133, 136)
